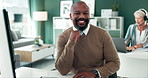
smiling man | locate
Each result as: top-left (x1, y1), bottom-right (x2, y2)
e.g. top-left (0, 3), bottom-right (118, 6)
top-left (55, 1), bottom-right (120, 78)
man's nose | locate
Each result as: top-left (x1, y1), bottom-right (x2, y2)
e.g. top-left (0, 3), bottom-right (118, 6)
top-left (79, 13), bottom-right (85, 18)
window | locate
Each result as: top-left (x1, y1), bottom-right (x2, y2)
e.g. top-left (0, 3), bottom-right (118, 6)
top-left (2, 0), bottom-right (36, 37)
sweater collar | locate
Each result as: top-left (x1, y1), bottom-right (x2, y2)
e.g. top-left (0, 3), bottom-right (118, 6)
top-left (73, 24), bottom-right (90, 35)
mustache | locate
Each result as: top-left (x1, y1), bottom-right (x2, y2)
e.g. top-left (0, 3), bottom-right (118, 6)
top-left (75, 18), bottom-right (89, 22)
top-left (74, 18), bottom-right (89, 31)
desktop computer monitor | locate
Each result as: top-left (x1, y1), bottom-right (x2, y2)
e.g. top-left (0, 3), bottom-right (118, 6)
top-left (0, 9), bottom-right (16, 78)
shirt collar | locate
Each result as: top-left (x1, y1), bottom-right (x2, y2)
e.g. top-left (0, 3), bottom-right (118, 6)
top-left (73, 24), bottom-right (90, 35)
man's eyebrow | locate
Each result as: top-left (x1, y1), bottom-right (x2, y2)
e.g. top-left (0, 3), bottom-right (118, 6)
top-left (74, 11), bottom-right (80, 12)
top-left (74, 11), bottom-right (89, 13)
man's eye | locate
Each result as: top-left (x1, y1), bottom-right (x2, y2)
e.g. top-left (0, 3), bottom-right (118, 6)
top-left (83, 13), bottom-right (89, 15)
top-left (75, 13), bottom-right (80, 15)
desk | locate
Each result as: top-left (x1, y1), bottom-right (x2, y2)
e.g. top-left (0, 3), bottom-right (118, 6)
top-left (15, 48), bottom-right (148, 78)
top-left (117, 48), bottom-right (148, 77)
top-left (14, 44), bottom-right (54, 63)
top-left (15, 67), bottom-right (74, 78)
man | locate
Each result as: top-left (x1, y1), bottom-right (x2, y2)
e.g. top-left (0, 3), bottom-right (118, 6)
top-left (55, 1), bottom-right (120, 78)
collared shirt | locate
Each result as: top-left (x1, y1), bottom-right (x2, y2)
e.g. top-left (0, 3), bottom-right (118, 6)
top-left (124, 23), bottom-right (148, 47)
top-left (72, 24), bottom-right (90, 35)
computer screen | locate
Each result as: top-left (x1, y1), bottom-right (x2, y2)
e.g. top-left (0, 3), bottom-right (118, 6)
top-left (0, 9), bottom-right (16, 78)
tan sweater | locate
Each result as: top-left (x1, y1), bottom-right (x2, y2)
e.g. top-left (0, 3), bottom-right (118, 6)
top-left (55, 24), bottom-right (120, 77)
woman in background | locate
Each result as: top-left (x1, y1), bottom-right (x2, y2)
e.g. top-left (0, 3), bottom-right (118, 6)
top-left (125, 8), bottom-right (148, 51)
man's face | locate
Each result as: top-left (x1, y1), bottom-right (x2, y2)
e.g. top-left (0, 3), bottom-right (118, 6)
top-left (70, 3), bottom-right (90, 31)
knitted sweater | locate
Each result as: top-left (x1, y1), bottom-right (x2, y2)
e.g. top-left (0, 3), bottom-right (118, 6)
top-left (55, 24), bottom-right (120, 77)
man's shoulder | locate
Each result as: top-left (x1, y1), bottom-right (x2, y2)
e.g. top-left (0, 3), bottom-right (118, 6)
top-left (59, 27), bottom-right (72, 37)
top-left (90, 24), bottom-right (106, 32)
top-left (64, 27), bottom-right (73, 33)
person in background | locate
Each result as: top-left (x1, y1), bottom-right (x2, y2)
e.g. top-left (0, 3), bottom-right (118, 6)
top-left (125, 8), bottom-right (148, 51)
top-left (55, 1), bottom-right (120, 78)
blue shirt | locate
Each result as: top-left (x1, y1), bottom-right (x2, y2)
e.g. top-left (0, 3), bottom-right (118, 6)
top-left (124, 24), bottom-right (148, 47)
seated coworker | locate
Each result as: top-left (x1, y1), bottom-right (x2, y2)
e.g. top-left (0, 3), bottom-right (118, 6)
top-left (55, 1), bottom-right (120, 78)
top-left (125, 9), bottom-right (148, 51)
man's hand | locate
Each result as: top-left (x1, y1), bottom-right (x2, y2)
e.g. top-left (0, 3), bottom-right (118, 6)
top-left (73, 71), bottom-right (95, 78)
top-left (70, 31), bottom-right (80, 43)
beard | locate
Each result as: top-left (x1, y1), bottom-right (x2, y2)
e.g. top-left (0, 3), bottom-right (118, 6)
top-left (74, 18), bottom-right (89, 31)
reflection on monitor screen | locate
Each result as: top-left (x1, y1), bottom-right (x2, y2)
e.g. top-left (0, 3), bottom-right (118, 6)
top-left (0, 9), bottom-right (16, 78)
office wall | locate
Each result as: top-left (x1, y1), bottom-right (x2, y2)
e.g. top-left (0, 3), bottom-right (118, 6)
top-left (30, 0), bottom-right (148, 44)
top-left (29, 0), bottom-right (46, 41)
top-left (44, 0), bottom-right (60, 44)
top-left (95, 0), bottom-right (148, 37)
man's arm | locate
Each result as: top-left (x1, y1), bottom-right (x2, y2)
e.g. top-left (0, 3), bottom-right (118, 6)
top-left (97, 31), bottom-right (120, 77)
top-left (55, 31), bottom-right (80, 75)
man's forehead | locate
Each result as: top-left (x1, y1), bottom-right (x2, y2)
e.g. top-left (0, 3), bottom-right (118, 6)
top-left (72, 4), bottom-right (89, 12)
top-left (73, 3), bottom-right (88, 8)
top-left (71, 1), bottom-right (89, 12)
top-left (73, 5), bottom-right (88, 9)
top-left (73, 9), bottom-right (89, 13)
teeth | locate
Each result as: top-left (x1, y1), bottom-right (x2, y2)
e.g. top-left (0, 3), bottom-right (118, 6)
top-left (79, 20), bottom-right (84, 23)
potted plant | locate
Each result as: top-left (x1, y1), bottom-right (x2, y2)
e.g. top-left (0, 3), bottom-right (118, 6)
top-left (112, 1), bottom-right (119, 17)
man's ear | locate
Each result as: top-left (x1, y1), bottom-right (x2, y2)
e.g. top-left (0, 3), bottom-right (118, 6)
top-left (70, 13), bottom-right (72, 20)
